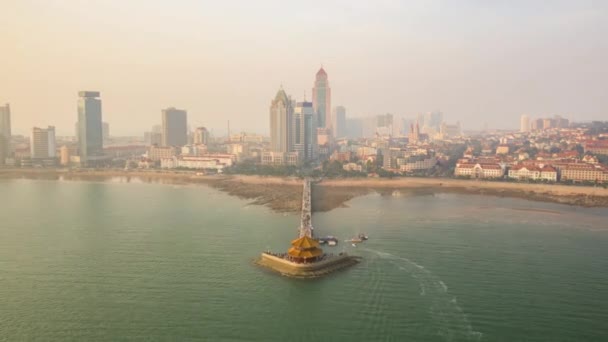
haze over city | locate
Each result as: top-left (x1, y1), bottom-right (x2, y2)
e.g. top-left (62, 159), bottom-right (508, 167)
top-left (2, 0), bottom-right (607, 136)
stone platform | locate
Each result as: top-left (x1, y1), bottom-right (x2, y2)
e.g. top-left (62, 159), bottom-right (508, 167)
top-left (256, 252), bottom-right (361, 279)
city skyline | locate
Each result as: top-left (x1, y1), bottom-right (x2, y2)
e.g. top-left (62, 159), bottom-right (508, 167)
top-left (2, 1), bottom-right (607, 136)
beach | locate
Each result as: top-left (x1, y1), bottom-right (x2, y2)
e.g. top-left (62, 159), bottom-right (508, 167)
top-left (2, 168), bottom-right (608, 211)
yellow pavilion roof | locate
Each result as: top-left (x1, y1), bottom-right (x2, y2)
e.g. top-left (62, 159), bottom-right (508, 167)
top-left (290, 236), bottom-right (320, 249)
top-left (287, 246), bottom-right (323, 259)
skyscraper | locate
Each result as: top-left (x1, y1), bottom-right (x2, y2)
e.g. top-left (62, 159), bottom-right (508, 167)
top-left (312, 67), bottom-right (331, 131)
top-left (77, 91), bottom-right (103, 165)
top-left (194, 127), bottom-right (210, 145)
top-left (0, 103), bottom-right (11, 164)
top-left (30, 126), bottom-right (56, 159)
top-left (102, 122), bottom-right (110, 141)
top-left (269, 88), bottom-right (293, 153)
top-left (293, 101), bottom-right (316, 162)
top-left (161, 107), bottom-right (188, 147)
top-left (520, 115), bottom-right (530, 133)
top-left (333, 106), bottom-right (346, 138)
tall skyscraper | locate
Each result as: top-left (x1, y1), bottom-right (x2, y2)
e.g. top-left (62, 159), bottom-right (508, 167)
top-left (520, 115), bottom-right (530, 133)
top-left (376, 113), bottom-right (394, 136)
top-left (30, 126), bottom-right (56, 159)
top-left (312, 67), bottom-right (332, 131)
top-left (77, 91), bottom-right (103, 165)
top-left (0, 103), bottom-right (11, 164)
top-left (194, 127), bottom-right (210, 145)
top-left (345, 118), bottom-right (363, 139)
top-left (269, 88), bottom-right (294, 153)
top-left (102, 122), bottom-right (110, 141)
top-left (293, 101), bottom-right (316, 162)
top-left (425, 111), bottom-right (444, 130)
top-left (333, 106), bottom-right (346, 138)
top-left (161, 107), bottom-right (188, 147)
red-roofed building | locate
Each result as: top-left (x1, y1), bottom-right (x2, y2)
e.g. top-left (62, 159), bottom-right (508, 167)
top-left (584, 140), bottom-right (608, 155)
top-left (561, 163), bottom-right (608, 183)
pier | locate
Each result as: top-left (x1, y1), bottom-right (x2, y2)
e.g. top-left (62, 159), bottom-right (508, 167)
top-left (256, 178), bottom-right (360, 278)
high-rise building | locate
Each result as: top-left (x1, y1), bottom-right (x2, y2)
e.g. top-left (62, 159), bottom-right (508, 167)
top-left (345, 118), bottom-right (363, 139)
top-left (161, 107), bottom-right (188, 147)
top-left (102, 122), bottom-right (110, 141)
top-left (194, 127), bottom-right (210, 145)
top-left (77, 91), bottom-right (104, 165)
top-left (293, 101), bottom-right (316, 162)
top-left (144, 131), bottom-right (162, 146)
top-left (269, 88), bottom-right (294, 153)
top-left (60, 145), bottom-right (70, 166)
top-left (520, 115), bottom-right (530, 133)
top-left (333, 106), bottom-right (346, 138)
top-left (376, 113), bottom-right (394, 136)
top-left (30, 126), bottom-right (56, 159)
top-left (0, 103), bottom-right (11, 164)
top-left (312, 67), bottom-right (332, 131)
top-left (425, 111), bottom-right (444, 132)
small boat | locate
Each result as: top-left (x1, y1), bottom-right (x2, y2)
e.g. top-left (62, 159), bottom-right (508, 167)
top-left (317, 236), bottom-right (339, 246)
top-left (346, 237), bottom-right (363, 243)
top-left (358, 233), bottom-right (369, 241)
top-left (351, 243), bottom-right (357, 247)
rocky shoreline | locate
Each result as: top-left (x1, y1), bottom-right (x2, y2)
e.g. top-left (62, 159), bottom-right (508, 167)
top-left (2, 169), bottom-right (608, 212)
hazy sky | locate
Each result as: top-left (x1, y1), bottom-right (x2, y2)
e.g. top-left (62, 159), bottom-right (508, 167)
top-left (1, 0), bottom-right (607, 136)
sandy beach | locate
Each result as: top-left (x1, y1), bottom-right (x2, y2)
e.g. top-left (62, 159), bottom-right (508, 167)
top-left (2, 168), bottom-right (608, 212)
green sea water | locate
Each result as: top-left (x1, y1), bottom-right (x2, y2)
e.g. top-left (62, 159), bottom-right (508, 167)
top-left (1, 178), bottom-right (607, 341)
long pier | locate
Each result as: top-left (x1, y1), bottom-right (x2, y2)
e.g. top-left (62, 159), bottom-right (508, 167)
top-left (299, 178), bottom-right (313, 238)
top-left (256, 178), bottom-right (361, 278)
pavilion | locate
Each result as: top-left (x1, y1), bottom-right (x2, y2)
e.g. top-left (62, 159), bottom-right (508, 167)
top-left (287, 236), bottom-right (323, 263)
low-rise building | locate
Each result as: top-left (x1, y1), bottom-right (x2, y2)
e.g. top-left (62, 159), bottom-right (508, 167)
top-left (455, 163), bottom-right (504, 179)
top-left (261, 151), bottom-right (299, 166)
top-left (399, 157), bottom-right (437, 172)
top-left (147, 145), bottom-right (178, 161)
top-left (561, 163), bottom-right (608, 183)
top-left (343, 162), bottom-right (363, 172)
top-left (508, 165), bottom-right (557, 182)
top-left (161, 155), bottom-right (234, 171)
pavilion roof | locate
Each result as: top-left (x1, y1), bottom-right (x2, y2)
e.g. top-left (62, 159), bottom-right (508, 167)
top-left (288, 246), bottom-right (323, 259)
top-left (290, 236), bottom-right (320, 249)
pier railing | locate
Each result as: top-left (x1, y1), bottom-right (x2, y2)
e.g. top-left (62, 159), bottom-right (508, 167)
top-left (299, 178), bottom-right (313, 238)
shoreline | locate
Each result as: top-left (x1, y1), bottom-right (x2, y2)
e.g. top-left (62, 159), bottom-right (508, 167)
top-left (2, 168), bottom-right (608, 211)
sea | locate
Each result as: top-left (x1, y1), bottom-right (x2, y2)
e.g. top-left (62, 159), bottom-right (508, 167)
top-left (1, 178), bottom-right (607, 341)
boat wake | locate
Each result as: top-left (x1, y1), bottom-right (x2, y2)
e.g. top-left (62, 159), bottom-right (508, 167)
top-left (364, 248), bottom-right (483, 342)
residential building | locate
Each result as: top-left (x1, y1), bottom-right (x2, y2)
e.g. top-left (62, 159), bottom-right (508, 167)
top-left (293, 101), bottom-right (316, 162)
top-left (193, 127), bottom-right (210, 145)
top-left (0, 103), bottom-right (11, 164)
top-left (60, 145), bottom-right (70, 166)
top-left (147, 145), bottom-right (177, 161)
top-left (269, 88), bottom-right (294, 153)
top-left (102, 122), bottom-right (110, 141)
top-left (584, 140), bottom-right (608, 155)
top-left (161, 107), bottom-right (188, 147)
top-left (144, 131), bottom-right (162, 145)
top-left (520, 115), bottom-right (530, 133)
top-left (30, 126), bottom-right (56, 159)
top-left (561, 164), bottom-right (608, 183)
top-left (333, 106), bottom-right (346, 138)
top-left (261, 151), bottom-right (299, 166)
top-left (399, 157), bottom-right (437, 172)
top-left (77, 91), bottom-right (104, 165)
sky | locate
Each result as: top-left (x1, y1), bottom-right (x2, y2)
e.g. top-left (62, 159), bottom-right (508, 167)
top-left (1, 0), bottom-right (607, 136)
